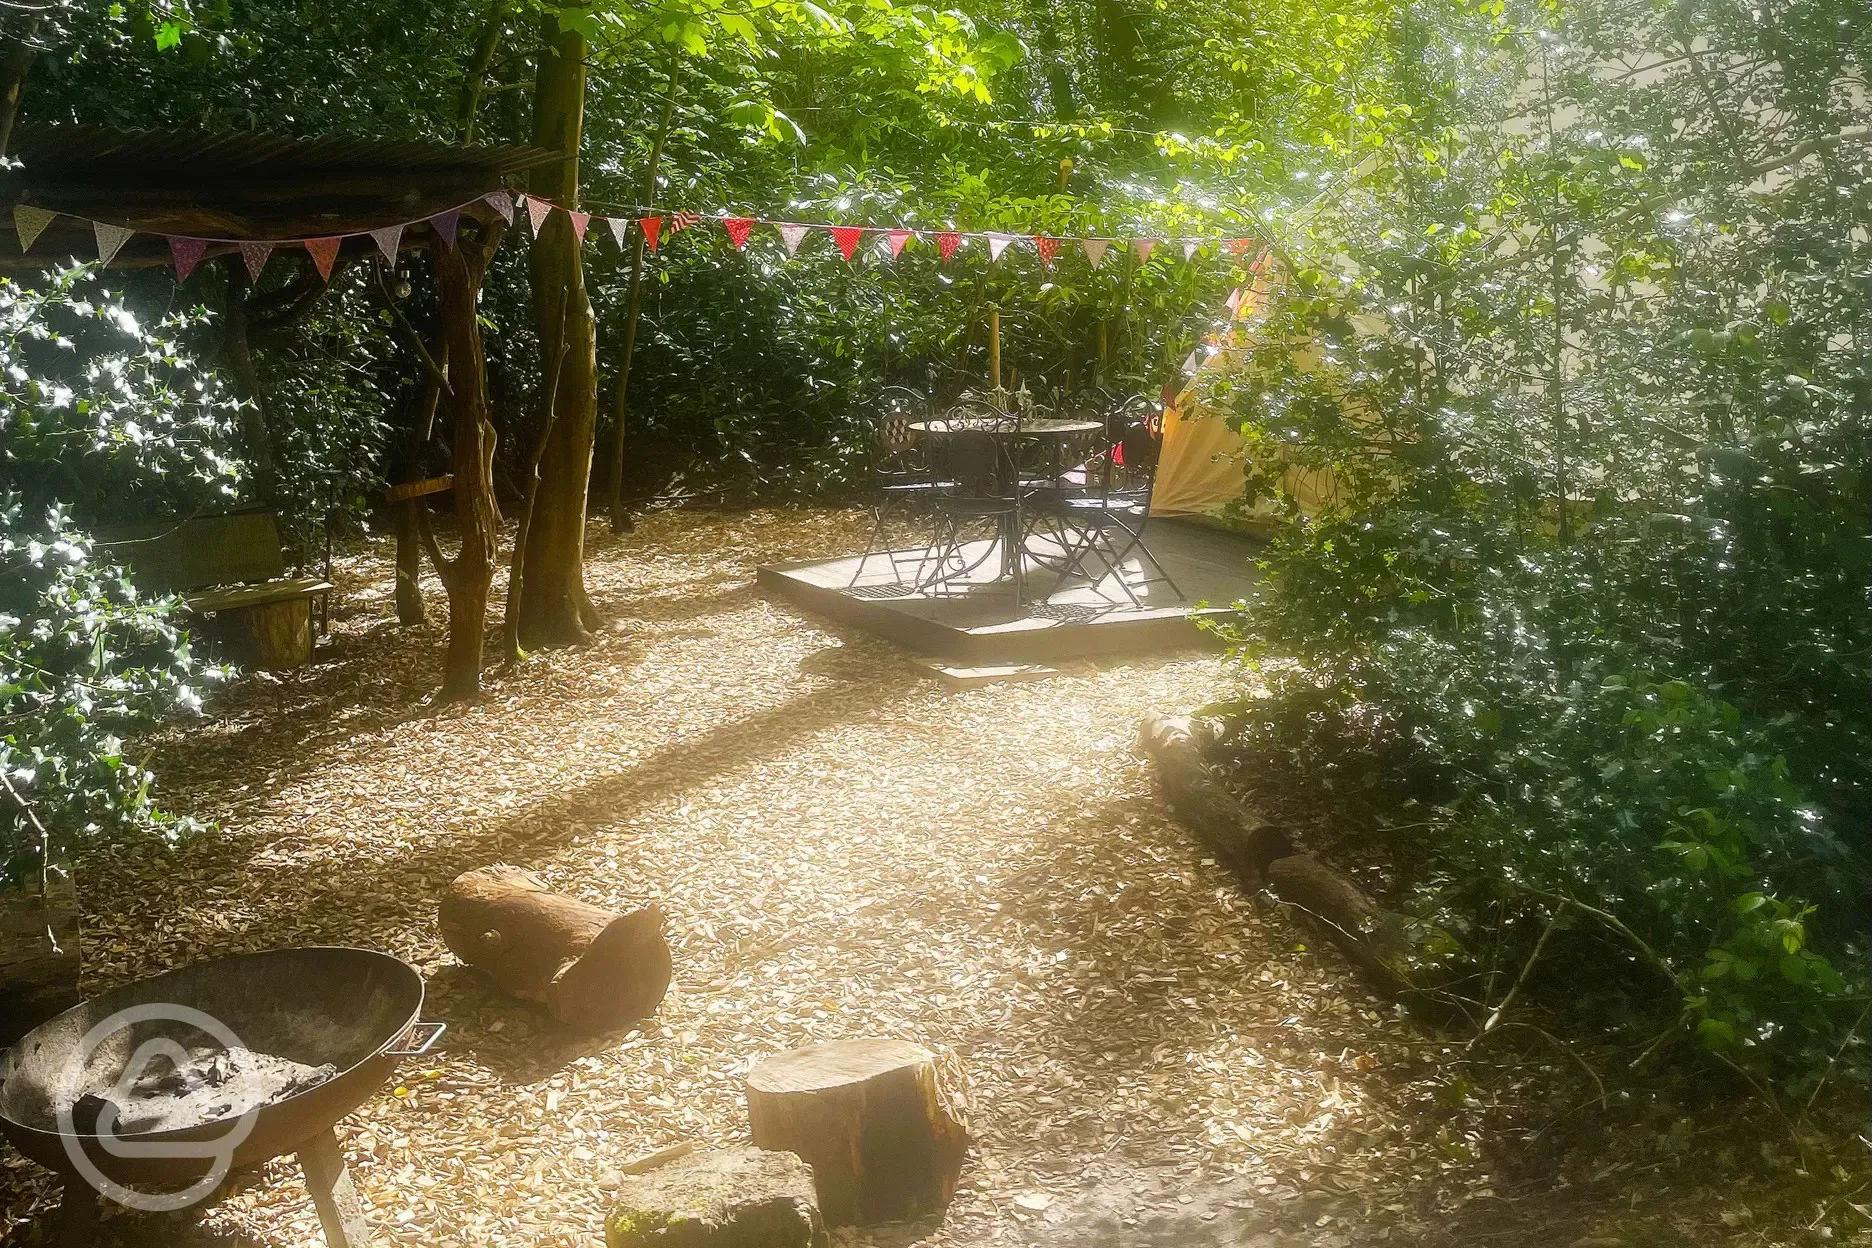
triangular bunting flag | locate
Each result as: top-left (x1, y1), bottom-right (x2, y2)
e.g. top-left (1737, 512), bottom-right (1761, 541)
top-left (777, 223), bottom-right (809, 256)
top-left (936, 232), bottom-right (962, 262)
top-left (1034, 236), bottom-right (1060, 266)
top-left (304, 237), bottom-right (343, 281)
top-left (1082, 238), bottom-right (1110, 267)
top-left (1226, 237), bottom-right (1255, 255)
top-left (93, 222), bottom-right (135, 267)
top-left (527, 196), bottom-right (552, 236)
top-left (830, 226), bottom-right (865, 261)
top-left (370, 223), bottom-right (404, 263)
top-left (1132, 238), bottom-right (1157, 263)
top-left (14, 205), bottom-right (56, 252)
top-left (238, 240), bottom-right (273, 282)
top-left (607, 217), bottom-right (629, 248)
top-left (669, 211), bottom-right (700, 233)
top-left (639, 216), bottom-right (663, 252)
top-left (483, 191), bottom-right (516, 224)
top-left (567, 211), bottom-right (591, 242)
top-left (722, 217), bottom-right (755, 249)
top-left (1183, 240), bottom-right (1202, 261)
top-left (987, 234), bottom-right (1013, 261)
top-left (885, 229), bottom-right (913, 258)
top-left (167, 236), bottom-right (208, 281)
top-left (430, 210), bottom-right (461, 248)
top-left (1225, 287), bottom-right (1246, 316)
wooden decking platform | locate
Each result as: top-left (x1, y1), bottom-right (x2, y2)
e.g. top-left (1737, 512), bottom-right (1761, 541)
top-left (757, 518), bottom-right (1261, 665)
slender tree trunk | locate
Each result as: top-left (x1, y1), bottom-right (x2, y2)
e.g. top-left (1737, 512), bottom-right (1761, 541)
top-left (457, 0), bottom-right (508, 144)
top-left (394, 0), bottom-right (503, 629)
top-left (394, 361), bottom-right (447, 625)
top-left (0, 21), bottom-right (39, 157)
top-left (432, 223), bottom-right (504, 702)
top-left (505, 309), bottom-right (568, 661)
top-left (220, 261), bottom-right (282, 511)
top-left (519, 12), bottom-right (601, 647)
top-left (604, 61), bottom-right (679, 532)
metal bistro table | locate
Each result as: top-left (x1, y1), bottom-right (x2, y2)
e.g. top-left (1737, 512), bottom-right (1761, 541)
top-left (907, 415), bottom-right (1105, 604)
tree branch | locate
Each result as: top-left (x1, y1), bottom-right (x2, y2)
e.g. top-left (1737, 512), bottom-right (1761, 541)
top-left (372, 260), bottom-right (453, 396)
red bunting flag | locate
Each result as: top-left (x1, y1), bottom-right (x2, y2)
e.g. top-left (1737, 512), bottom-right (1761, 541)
top-left (669, 211), bottom-right (701, 233)
top-left (430, 209), bottom-right (461, 248)
top-left (526, 196), bottom-right (552, 236)
top-left (167, 236), bottom-right (209, 281)
top-left (238, 240), bottom-right (272, 281)
top-left (830, 226), bottom-right (865, 261)
top-left (885, 229), bottom-right (913, 258)
top-left (722, 217), bottom-right (755, 249)
top-left (567, 211), bottom-right (591, 242)
top-left (304, 236), bottom-right (342, 281)
top-left (639, 216), bottom-right (663, 252)
top-left (1034, 236), bottom-right (1060, 266)
top-left (936, 232), bottom-right (962, 262)
top-left (1225, 237), bottom-right (1255, 255)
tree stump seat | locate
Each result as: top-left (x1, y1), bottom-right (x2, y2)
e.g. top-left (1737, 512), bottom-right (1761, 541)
top-left (745, 1038), bottom-right (967, 1227)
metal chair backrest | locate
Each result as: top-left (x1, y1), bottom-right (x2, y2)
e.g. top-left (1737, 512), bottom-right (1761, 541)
top-left (1114, 395), bottom-right (1164, 479)
top-left (874, 386), bottom-right (927, 457)
top-left (928, 428), bottom-right (1008, 498)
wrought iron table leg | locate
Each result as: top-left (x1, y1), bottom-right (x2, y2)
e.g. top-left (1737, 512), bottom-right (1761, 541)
top-left (54, 1183), bottom-right (98, 1248)
top-left (299, 1127), bottom-right (372, 1247)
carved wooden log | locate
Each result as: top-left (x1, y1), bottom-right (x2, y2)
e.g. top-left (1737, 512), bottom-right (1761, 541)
top-left (1139, 713), bottom-right (1292, 879)
top-left (745, 1039), bottom-right (967, 1227)
top-left (439, 865), bottom-right (670, 1033)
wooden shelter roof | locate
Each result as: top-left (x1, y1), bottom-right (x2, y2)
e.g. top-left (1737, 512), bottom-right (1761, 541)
top-left (0, 123), bottom-right (561, 270)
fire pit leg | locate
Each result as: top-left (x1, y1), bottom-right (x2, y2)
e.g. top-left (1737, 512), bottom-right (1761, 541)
top-left (297, 1128), bottom-right (372, 1248)
top-left (54, 1183), bottom-right (98, 1248)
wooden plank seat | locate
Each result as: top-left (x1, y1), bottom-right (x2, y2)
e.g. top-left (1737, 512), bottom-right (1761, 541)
top-left (97, 510), bottom-right (332, 670)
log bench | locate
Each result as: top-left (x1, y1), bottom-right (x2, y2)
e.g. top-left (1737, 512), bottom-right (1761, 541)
top-left (99, 510), bottom-right (332, 670)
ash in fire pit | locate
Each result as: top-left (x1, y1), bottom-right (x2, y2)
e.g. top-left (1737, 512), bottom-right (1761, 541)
top-left (72, 1045), bottom-right (338, 1137)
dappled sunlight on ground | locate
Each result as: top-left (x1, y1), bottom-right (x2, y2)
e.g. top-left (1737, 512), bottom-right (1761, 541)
top-left (0, 511), bottom-right (1832, 1247)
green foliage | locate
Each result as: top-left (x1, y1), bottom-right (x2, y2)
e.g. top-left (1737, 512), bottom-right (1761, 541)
top-left (1214, 0), bottom-right (1869, 1083)
top-left (0, 267), bottom-right (239, 877)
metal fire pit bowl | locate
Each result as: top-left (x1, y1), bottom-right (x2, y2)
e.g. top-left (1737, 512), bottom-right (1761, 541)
top-left (0, 947), bottom-right (442, 1247)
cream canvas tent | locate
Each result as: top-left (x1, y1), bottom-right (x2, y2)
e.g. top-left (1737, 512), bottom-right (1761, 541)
top-left (1149, 265), bottom-right (1347, 528)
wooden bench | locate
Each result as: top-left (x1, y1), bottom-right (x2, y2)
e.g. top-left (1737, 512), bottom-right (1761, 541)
top-left (98, 511), bottom-right (333, 670)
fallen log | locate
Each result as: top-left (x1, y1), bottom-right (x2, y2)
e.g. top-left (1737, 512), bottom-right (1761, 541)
top-left (745, 1038), bottom-right (967, 1227)
top-left (1138, 713), bottom-right (1292, 879)
top-left (1141, 711), bottom-right (1444, 1006)
top-left (1265, 854), bottom-right (1415, 997)
top-left (439, 864), bottom-right (671, 1033)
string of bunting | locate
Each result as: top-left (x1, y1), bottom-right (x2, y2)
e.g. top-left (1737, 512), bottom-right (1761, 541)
top-left (518, 194), bottom-right (1264, 267)
top-left (9, 187), bottom-right (1266, 278)
top-left (7, 191), bottom-right (513, 280)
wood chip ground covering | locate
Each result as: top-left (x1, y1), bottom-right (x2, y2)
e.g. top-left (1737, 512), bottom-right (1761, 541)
top-left (0, 511), bottom-right (1848, 1248)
